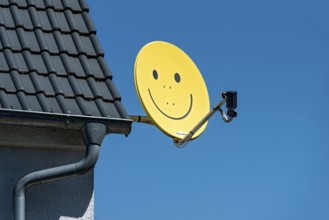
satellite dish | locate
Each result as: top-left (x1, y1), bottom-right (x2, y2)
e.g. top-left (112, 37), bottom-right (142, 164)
top-left (132, 41), bottom-right (238, 147)
top-left (134, 41), bottom-right (210, 140)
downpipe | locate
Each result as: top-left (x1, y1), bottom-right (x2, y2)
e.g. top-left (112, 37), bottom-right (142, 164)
top-left (12, 123), bottom-right (107, 220)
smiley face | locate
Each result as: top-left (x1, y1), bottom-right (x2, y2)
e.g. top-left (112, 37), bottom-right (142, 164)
top-left (148, 69), bottom-right (193, 120)
top-left (134, 41), bottom-right (210, 140)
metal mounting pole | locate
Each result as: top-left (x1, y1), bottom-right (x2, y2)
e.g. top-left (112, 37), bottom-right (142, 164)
top-left (174, 99), bottom-right (234, 147)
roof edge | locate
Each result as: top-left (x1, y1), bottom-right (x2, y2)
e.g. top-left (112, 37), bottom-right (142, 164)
top-left (0, 109), bottom-right (132, 135)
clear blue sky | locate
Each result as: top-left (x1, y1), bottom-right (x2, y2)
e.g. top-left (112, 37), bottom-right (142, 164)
top-left (88, 0), bottom-right (329, 219)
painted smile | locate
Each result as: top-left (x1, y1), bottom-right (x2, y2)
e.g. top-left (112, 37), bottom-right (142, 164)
top-left (148, 89), bottom-right (193, 120)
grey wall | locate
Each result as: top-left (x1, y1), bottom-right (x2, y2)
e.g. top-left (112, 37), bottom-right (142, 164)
top-left (0, 125), bottom-right (95, 220)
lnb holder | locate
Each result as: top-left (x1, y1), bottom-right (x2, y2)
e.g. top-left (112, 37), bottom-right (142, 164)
top-left (174, 91), bottom-right (238, 147)
top-left (222, 91), bottom-right (237, 118)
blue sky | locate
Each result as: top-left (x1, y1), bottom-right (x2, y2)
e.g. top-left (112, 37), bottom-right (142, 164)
top-left (88, 0), bottom-right (329, 219)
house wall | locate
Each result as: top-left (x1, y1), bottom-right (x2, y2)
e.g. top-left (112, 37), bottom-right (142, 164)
top-left (0, 125), bottom-right (95, 220)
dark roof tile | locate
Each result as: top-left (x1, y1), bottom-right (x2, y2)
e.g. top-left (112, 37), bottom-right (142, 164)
top-left (38, 75), bottom-right (55, 95)
top-left (45, 0), bottom-right (64, 11)
top-left (0, 7), bottom-right (15, 27)
top-left (44, 96), bottom-right (61, 113)
top-left (78, 0), bottom-right (89, 12)
top-left (15, 0), bottom-right (28, 8)
top-left (20, 9), bottom-right (33, 28)
top-left (43, 32), bottom-right (59, 53)
top-left (76, 78), bottom-right (93, 99)
top-left (106, 79), bottom-right (121, 100)
top-left (21, 31), bottom-right (40, 52)
top-left (57, 76), bottom-right (74, 97)
top-left (38, 11), bottom-right (52, 31)
top-left (50, 55), bottom-right (66, 75)
top-left (79, 36), bottom-right (96, 56)
top-left (26, 95), bottom-right (43, 111)
top-left (54, 11), bottom-right (70, 32)
top-left (88, 59), bottom-right (103, 78)
top-left (7, 30), bottom-right (21, 51)
top-left (30, 53), bottom-right (47, 73)
top-left (82, 11), bottom-right (95, 34)
top-left (34, 0), bottom-right (46, 9)
top-left (7, 93), bottom-right (22, 109)
top-left (12, 53), bottom-right (28, 72)
top-left (98, 57), bottom-right (112, 78)
top-left (62, 0), bottom-right (83, 12)
top-left (10, 5), bottom-right (24, 27)
top-left (0, 73), bottom-right (15, 92)
top-left (0, 1), bottom-right (10, 7)
top-left (71, 13), bottom-right (89, 34)
top-left (62, 34), bottom-right (78, 54)
top-left (20, 73), bottom-right (35, 93)
top-left (114, 101), bottom-right (129, 118)
top-left (0, 53), bottom-right (9, 72)
top-left (0, 26), bottom-right (11, 49)
top-left (90, 35), bottom-right (104, 56)
top-left (65, 98), bottom-right (82, 115)
top-left (96, 80), bottom-right (114, 101)
top-left (64, 10), bottom-right (78, 32)
top-left (0, 90), bottom-right (10, 108)
top-left (27, 6), bottom-right (43, 29)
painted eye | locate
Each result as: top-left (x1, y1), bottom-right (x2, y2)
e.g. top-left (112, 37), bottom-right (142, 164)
top-left (174, 73), bottom-right (181, 83)
top-left (153, 70), bottom-right (158, 80)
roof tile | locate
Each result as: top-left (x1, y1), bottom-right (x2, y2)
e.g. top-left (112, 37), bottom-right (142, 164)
top-left (82, 11), bottom-right (96, 34)
top-left (30, 53), bottom-right (47, 73)
top-left (38, 10), bottom-right (52, 31)
top-left (46, 0), bottom-right (64, 11)
top-left (45, 96), bottom-right (62, 113)
top-left (79, 36), bottom-right (96, 56)
top-left (20, 9), bottom-right (33, 29)
top-left (7, 30), bottom-right (21, 51)
top-left (10, 5), bottom-right (24, 28)
top-left (0, 26), bottom-right (11, 49)
top-left (12, 53), bottom-right (28, 72)
top-left (7, 93), bottom-right (22, 109)
top-left (54, 11), bottom-right (70, 32)
top-left (50, 55), bottom-right (66, 75)
top-left (0, 1), bottom-right (10, 7)
top-left (0, 73), bottom-right (15, 92)
top-left (43, 32), bottom-right (59, 53)
top-left (26, 94), bottom-right (43, 111)
top-left (34, 0), bottom-right (46, 10)
top-left (0, 90), bottom-right (9, 108)
top-left (78, 0), bottom-right (89, 12)
top-left (20, 74), bottom-right (36, 93)
top-left (57, 76), bottom-right (74, 97)
top-left (88, 58), bottom-right (103, 79)
top-left (61, 0), bottom-right (83, 12)
top-left (76, 78), bottom-right (93, 99)
top-left (65, 98), bottom-right (82, 115)
top-left (14, 0), bottom-right (28, 8)
top-left (21, 31), bottom-right (40, 52)
top-left (0, 7), bottom-right (15, 27)
top-left (0, 53), bottom-right (9, 72)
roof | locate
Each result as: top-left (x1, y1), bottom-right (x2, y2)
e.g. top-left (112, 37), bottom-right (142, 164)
top-left (0, 0), bottom-right (131, 133)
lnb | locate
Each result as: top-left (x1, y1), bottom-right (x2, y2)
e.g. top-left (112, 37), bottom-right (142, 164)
top-left (222, 91), bottom-right (237, 118)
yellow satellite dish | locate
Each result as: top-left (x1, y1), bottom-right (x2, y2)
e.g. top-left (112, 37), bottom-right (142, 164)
top-left (134, 41), bottom-right (210, 140)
